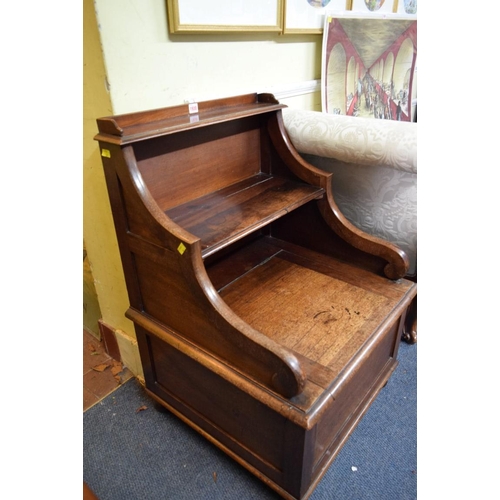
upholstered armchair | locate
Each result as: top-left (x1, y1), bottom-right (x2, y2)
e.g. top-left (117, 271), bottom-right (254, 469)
top-left (282, 109), bottom-right (417, 343)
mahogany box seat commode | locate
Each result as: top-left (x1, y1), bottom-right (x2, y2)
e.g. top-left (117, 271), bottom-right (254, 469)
top-left (95, 93), bottom-right (417, 500)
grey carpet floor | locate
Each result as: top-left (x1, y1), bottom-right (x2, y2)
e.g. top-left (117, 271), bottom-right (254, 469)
top-left (83, 342), bottom-right (416, 499)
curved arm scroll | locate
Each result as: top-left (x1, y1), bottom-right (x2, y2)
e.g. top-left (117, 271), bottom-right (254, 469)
top-left (267, 111), bottom-right (409, 280)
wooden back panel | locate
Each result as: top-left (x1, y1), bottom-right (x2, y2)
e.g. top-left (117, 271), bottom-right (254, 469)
top-left (133, 116), bottom-right (263, 211)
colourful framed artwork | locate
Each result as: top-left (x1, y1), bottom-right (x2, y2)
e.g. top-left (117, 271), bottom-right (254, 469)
top-left (350, 0), bottom-right (396, 14)
top-left (395, 0), bottom-right (417, 15)
top-left (283, 0), bottom-right (351, 34)
top-left (321, 13), bottom-right (417, 121)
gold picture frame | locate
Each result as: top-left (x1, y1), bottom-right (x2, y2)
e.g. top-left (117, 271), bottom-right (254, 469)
top-left (167, 0), bottom-right (283, 34)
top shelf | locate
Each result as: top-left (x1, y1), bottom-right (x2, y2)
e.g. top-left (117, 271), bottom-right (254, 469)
top-left (166, 173), bottom-right (324, 258)
top-left (95, 93), bottom-right (285, 145)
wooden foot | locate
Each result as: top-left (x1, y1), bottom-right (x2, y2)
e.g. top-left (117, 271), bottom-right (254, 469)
top-left (402, 297), bottom-right (417, 344)
top-left (84, 483), bottom-right (99, 500)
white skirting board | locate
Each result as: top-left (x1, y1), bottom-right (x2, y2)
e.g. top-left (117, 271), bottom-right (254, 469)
top-left (259, 79), bottom-right (321, 100)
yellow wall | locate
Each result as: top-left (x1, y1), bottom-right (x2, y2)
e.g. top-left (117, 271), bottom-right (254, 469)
top-left (83, 243), bottom-right (102, 338)
top-left (84, 0), bottom-right (326, 377)
top-left (84, 0), bottom-right (143, 374)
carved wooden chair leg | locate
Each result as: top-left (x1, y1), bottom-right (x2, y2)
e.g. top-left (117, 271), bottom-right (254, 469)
top-left (402, 296), bottom-right (417, 344)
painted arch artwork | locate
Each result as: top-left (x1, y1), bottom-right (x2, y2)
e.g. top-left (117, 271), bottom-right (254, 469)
top-left (321, 15), bottom-right (417, 121)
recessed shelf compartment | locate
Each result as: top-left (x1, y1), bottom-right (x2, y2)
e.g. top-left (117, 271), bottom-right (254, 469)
top-left (218, 236), bottom-right (410, 370)
top-left (207, 233), bottom-right (413, 377)
top-left (166, 173), bottom-right (324, 257)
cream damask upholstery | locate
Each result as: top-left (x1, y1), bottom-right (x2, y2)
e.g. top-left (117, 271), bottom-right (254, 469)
top-left (282, 108), bottom-right (417, 276)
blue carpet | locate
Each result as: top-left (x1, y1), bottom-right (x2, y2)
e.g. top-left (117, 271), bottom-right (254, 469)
top-left (83, 342), bottom-right (416, 499)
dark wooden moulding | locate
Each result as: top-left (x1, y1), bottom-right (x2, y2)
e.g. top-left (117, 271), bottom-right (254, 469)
top-left (95, 93), bottom-right (417, 500)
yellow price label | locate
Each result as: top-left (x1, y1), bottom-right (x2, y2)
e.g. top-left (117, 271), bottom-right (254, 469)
top-left (177, 243), bottom-right (186, 255)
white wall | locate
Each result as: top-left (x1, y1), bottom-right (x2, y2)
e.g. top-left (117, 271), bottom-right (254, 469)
top-left (94, 0), bottom-right (323, 114)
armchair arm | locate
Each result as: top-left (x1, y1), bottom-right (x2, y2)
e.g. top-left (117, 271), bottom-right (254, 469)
top-left (282, 108), bottom-right (417, 277)
top-left (282, 109), bottom-right (417, 175)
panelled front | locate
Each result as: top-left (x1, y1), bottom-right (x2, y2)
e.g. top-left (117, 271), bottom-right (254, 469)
top-left (145, 330), bottom-right (289, 485)
top-left (312, 319), bottom-right (402, 471)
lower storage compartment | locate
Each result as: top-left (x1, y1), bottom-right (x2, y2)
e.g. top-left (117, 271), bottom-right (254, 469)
top-left (147, 333), bottom-right (288, 481)
top-left (137, 326), bottom-right (402, 500)
top-left (134, 238), bottom-right (412, 499)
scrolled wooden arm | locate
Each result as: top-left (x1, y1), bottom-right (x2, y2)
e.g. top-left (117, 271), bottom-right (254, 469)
top-left (113, 144), bottom-right (306, 399)
top-left (267, 111), bottom-right (409, 280)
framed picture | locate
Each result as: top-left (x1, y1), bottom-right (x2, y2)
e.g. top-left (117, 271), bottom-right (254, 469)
top-left (283, 0), bottom-right (351, 35)
top-left (350, 0), bottom-right (396, 14)
top-left (321, 13), bottom-right (417, 121)
top-left (394, 0), bottom-right (417, 15)
top-left (167, 0), bottom-right (283, 34)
